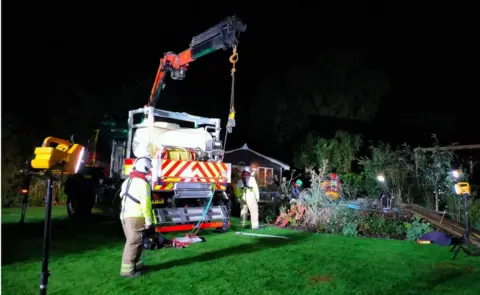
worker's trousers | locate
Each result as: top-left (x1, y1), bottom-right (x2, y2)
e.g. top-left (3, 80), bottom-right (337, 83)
top-left (120, 217), bottom-right (145, 276)
top-left (240, 194), bottom-right (259, 229)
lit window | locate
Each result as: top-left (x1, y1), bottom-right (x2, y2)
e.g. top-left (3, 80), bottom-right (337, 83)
top-left (256, 167), bottom-right (273, 187)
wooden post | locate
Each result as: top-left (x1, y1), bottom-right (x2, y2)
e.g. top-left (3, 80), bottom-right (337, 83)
top-left (414, 144), bottom-right (480, 153)
top-left (470, 159), bottom-right (474, 177)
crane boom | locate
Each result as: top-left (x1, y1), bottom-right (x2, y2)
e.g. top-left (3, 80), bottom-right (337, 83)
top-left (148, 16), bottom-right (247, 107)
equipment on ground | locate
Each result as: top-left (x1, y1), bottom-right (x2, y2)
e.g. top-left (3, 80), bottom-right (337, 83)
top-left (19, 16), bottom-right (246, 237)
top-left (142, 228), bottom-right (207, 250)
top-left (142, 228), bottom-right (170, 250)
top-left (24, 137), bottom-right (86, 295)
top-left (274, 203), bottom-right (306, 228)
top-left (172, 235), bottom-right (206, 248)
top-left (320, 175), bottom-right (342, 201)
top-left (417, 231), bottom-right (453, 246)
top-left (234, 231), bottom-right (290, 239)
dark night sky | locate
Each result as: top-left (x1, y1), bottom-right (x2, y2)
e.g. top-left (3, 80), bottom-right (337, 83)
top-left (4, 2), bottom-right (478, 163)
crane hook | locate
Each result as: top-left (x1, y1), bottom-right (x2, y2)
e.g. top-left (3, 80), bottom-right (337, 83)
top-left (229, 46), bottom-right (239, 73)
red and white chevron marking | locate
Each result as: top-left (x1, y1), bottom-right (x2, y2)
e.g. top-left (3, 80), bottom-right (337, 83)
top-left (161, 159), bottom-right (229, 183)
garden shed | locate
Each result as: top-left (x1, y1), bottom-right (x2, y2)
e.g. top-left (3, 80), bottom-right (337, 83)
top-left (223, 143), bottom-right (290, 189)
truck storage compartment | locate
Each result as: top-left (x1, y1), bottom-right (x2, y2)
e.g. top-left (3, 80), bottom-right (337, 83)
top-left (132, 121), bottom-right (213, 158)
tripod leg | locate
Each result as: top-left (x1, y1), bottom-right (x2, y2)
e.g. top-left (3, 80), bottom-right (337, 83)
top-left (450, 243), bottom-right (458, 252)
top-left (462, 237), bottom-right (473, 256)
top-left (20, 200), bottom-right (28, 225)
top-left (40, 178), bottom-right (54, 295)
top-left (452, 240), bottom-right (463, 260)
top-left (452, 247), bottom-right (460, 260)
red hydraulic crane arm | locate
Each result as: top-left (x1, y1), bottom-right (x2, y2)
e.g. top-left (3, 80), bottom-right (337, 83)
top-left (147, 16), bottom-right (247, 108)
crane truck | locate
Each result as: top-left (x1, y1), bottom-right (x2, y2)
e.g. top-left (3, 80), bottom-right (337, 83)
top-left (23, 16), bottom-right (247, 234)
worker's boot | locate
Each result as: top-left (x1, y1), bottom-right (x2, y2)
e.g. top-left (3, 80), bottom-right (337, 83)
top-left (120, 271), bottom-right (142, 278)
top-left (136, 264), bottom-right (150, 273)
top-left (121, 262), bottom-right (141, 278)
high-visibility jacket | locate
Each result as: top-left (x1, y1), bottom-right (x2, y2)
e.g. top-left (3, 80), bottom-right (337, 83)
top-left (119, 174), bottom-right (153, 226)
top-left (235, 176), bottom-right (260, 202)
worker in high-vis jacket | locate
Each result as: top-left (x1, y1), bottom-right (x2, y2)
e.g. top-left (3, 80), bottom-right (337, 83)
top-left (119, 157), bottom-right (153, 278)
top-left (235, 166), bottom-right (260, 229)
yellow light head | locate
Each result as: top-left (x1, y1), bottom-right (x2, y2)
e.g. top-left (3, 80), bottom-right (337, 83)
top-left (31, 137), bottom-right (85, 175)
top-left (454, 182), bottom-right (471, 196)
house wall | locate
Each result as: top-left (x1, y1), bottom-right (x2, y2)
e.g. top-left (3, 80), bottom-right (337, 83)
top-left (232, 164), bottom-right (281, 189)
top-left (224, 148), bottom-right (288, 194)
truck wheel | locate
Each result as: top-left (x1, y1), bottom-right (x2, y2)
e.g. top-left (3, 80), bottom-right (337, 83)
top-left (64, 174), bottom-right (92, 219)
top-left (67, 193), bottom-right (93, 218)
top-left (67, 194), bottom-right (79, 218)
top-left (111, 188), bottom-right (122, 217)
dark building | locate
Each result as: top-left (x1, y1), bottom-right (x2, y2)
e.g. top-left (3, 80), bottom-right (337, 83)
top-left (224, 143), bottom-right (290, 190)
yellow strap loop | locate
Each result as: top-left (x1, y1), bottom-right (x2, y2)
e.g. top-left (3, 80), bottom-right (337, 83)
top-left (228, 107), bottom-right (235, 119)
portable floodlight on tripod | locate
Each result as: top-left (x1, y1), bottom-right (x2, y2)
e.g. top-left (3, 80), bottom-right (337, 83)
top-left (27, 137), bottom-right (85, 295)
top-left (450, 170), bottom-right (476, 259)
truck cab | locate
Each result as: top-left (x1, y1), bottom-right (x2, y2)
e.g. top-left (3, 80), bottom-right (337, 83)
top-left (65, 122), bottom-right (128, 217)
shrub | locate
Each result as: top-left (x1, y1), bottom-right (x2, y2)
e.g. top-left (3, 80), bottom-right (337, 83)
top-left (470, 200), bottom-right (480, 231)
top-left (259, 202), bottom-right (282, 224)
top-left (341, 172), bottom-right (363, 200)
top-left (357, 212), bottom-right (406, 239)
top-left (342, 222), bottom-right (359, 237)
top-left (27, 178), bottom-right (68, 207)
top-left (1, 157), bottom-right (25, 208)
top-left (297, 162), bottom-right (331, 228)
top-left (404, 216), bottom-right (433, 241)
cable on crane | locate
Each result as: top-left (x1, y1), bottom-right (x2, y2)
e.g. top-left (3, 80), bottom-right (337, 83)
top-left (222, 45), bottom-right (239, 160)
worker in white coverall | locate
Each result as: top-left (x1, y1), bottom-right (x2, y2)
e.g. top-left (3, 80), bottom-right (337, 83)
top-left (119, 157), bottom-right (153, 278)
top-left (235, 166), bottom-right (260, 229)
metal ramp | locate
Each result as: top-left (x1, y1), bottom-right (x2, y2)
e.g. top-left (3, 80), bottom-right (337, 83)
top-left (153, 205), bottom-right (229, 233)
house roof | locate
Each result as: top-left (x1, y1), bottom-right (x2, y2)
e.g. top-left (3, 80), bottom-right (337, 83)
top-left (224, 143), bottom-right (290, 170)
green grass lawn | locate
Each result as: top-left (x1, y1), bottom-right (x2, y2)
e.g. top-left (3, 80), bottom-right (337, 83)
top-left (2, 206), bottom-right (480, 295)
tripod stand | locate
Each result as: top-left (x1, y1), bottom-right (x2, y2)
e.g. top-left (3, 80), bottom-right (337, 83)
top-left (20, 195), bottom-right (29, 225)
top-left (450, 193), bottom-right (474, 260)
top-left (19, 161), bottom-right (33, 225)
top-left (24, 166), bottom-right (62, 295)
top-left (40, 171), bottom-right (59, 295)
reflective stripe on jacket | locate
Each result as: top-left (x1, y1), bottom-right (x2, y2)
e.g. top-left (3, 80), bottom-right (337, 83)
top-left (119, 176), bottom-right (153, 226)
top-left (235, 177), bottom-right (260, 202)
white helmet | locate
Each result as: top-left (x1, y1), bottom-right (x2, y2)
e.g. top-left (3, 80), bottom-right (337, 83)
top-left (134, 157), bottom-right (152, 174)
top-left (242, 166), bottom-right (251, 173)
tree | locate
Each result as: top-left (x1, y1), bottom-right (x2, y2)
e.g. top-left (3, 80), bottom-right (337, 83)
top-left (1, 113), bottom-right (35, 207)
top-left (414, 135), bottom-right (459, 213)
top-left (251, 48), bottom-right (390, 144)
top-left (294, 130), bottom-right (362, 173)
top-left (358, 142), bottom-right (415, 203)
